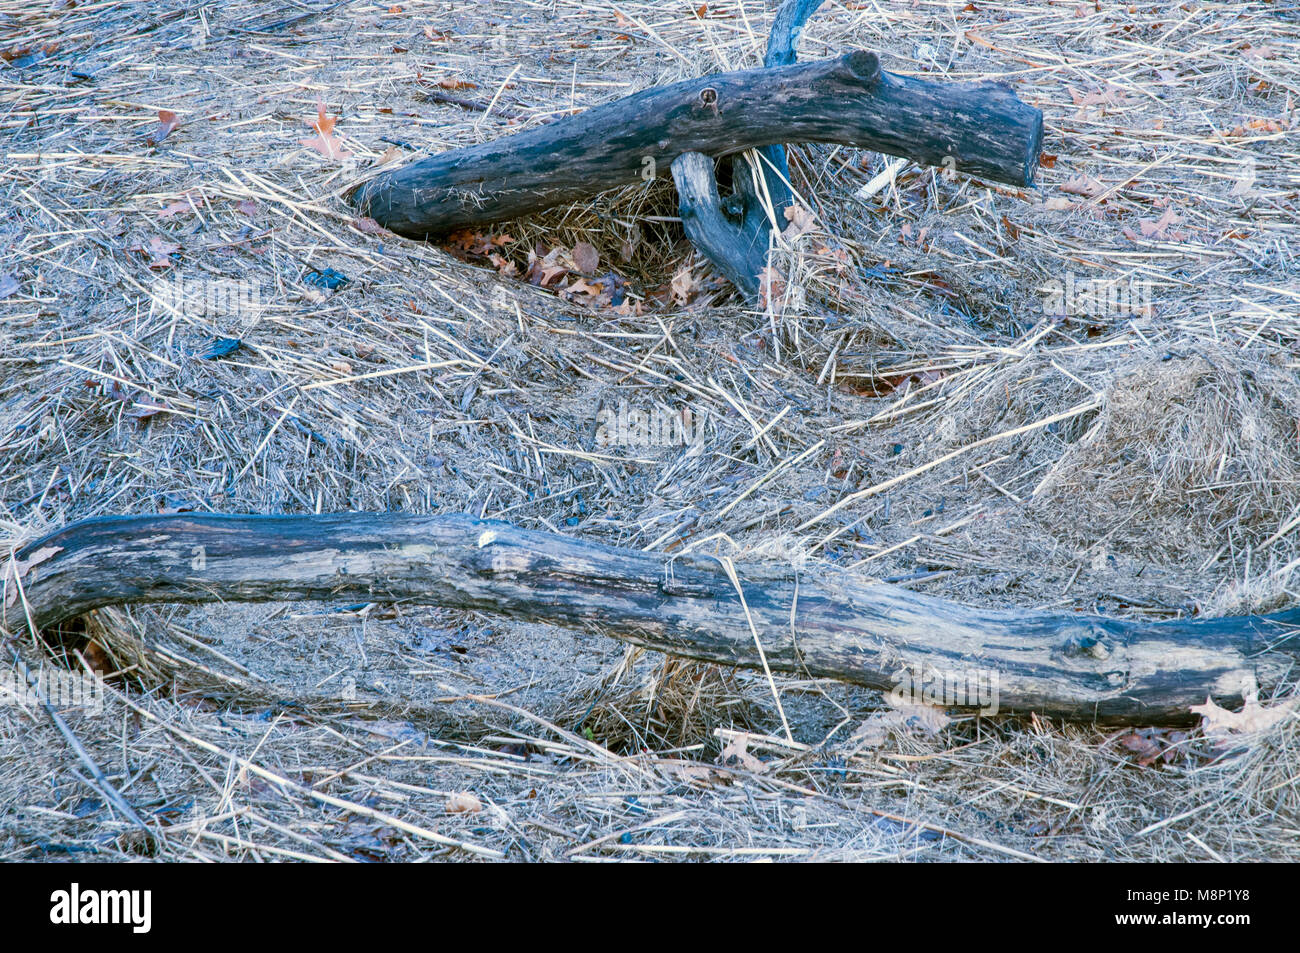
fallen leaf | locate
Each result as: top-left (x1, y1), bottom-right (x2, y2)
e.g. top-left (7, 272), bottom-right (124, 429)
top-left (144, 110), bottom-right (180, 146)
top-left (1126, 206), bottom-right (1185, 242)
top-left (1241, 43), bottom-right (1278, 60)
top-left (0, 273), bottom-right (19, 299)
top-left (782, 203), bottom-right (817, 238)
top-left (850, 698), bottom-right (952, 749)
top-left (3, 545), bottom-right (63, 608)
top-left (718, 733), bottom-right (767, 773)
top-left (757, 266), bottom-right (784, 308)
top-left (488, 252), bottom-right (517, 277)
top-left (446, 792), bottom-right (483, 814)
top-left (301, 97), bottom-right (353, 160)
top-left (666, 761), bottom-right (721, 787)
top-left (670, 263), bottom-right (701, 306)
top-left (126, 399), bottom-right (172, 421)
top-left (1191, 691), bottom-right (1300, 744)
top-left (1060, 174), bottom-right (1105, 198)
top-left (572, 241), bottom-right (599, 275)
top-left (138, 236), bottom-right (180, 269)
top-left (525, 246), bottom-right (569, 287)
top-left (1068, 84), bottom-right (1128, 117)
top-left (157, 198), bottom-right (196, 218)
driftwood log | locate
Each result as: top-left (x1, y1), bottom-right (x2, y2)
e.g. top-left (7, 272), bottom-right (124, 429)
top-left (354, 50), bottom-right (1043, 240)
top-left (8, 513), bottom-right (1299, 727)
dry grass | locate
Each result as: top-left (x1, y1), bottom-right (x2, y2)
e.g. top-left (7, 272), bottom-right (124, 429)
top-left (1, 0), bottom-right (1298, 861)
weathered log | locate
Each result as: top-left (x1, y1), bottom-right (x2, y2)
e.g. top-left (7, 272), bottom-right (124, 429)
top-left (7, 513), bottom-right (1298, 727)
top-left (354, 50), bottom-right (1043, 238)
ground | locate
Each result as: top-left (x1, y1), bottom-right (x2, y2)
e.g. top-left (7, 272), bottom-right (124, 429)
top-left (0, 0), bottom-right (1298, 861)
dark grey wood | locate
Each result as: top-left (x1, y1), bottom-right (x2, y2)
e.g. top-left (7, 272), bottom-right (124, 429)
top-left (734, 0), bottom-right (829, 224)
top-left (672, 152), bottom-right (766, 297)
top-left (9, 513), bottom-right (1298, 727)
top-left (354, 50), bottom-right (1043, 238)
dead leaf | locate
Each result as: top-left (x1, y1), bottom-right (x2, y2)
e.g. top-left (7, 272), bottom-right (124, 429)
top-left (782, 203), bottom-right (817, 238)
top-left (718, 733), bottom-right (767, 773)
top-left (525, 246), bottom-right (569, 287)
top-left (670, 263), bottom-right (701, 306)
top-left (757, 266), bottom-right (784, 308)
top-left (126, 399), bottom-right (172, 421)
top-left (850, 699), bottom-right (952, 749)
top-left (666, 761), bottom-right (720, 787)
top-left (488, 252), bottom-right (517, 278)
top-left (1068, 84), bottom-right (1129, 117)
top-left (3, 545), bottom-right (63, 608)
top-left (136, 236), bottom-right (180, 269)
top-left (1191, 691), bottom-right (1299, 744)
top-left (1140, 207), bottom-right (1182, 237)
top-left (157, 198), bottom-right (196, 218)
top-left (446, 792), bottom-right (483, 813)
top-left (572, 241), bottom-right (599, 275)
top-left (1124, 206), bottom-right (1186, 242)
top-left (301, 97), bottom-right (353, 160)
top-left (144, 110), bottom-right (180, 146)
top-left (1060, 174), bottom-right (1105, 198)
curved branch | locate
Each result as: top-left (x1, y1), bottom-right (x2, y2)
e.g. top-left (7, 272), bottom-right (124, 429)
top-left (7, 513), bottom-right (1298, 727)
top-left (672, 152), bottom-right (766, 296)
top-left (355, 51), bottom-right (1042, 238)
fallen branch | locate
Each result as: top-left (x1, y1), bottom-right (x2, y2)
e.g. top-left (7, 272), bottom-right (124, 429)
top-left (354, 49), bottom-right (1042, 238)
top-left (8, 513), bottom-right (1298, 727)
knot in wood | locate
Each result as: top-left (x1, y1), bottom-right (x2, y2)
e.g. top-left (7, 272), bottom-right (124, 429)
top-left (697, 86), bottom-right (719, 116)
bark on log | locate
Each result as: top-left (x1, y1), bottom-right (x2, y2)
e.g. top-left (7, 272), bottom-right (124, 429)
top-left (7, 513), bottom-right (1298, 727)
top-left (354, 50), bottom-right (1043, 238)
